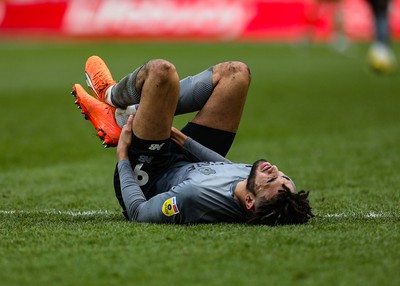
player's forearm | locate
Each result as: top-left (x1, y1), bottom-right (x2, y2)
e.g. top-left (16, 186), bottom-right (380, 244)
top-left (118, 160), bottom-right (147, 221)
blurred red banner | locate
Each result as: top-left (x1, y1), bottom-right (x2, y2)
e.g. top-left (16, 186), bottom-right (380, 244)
top-left (0, 0), bottom-right (399, 41)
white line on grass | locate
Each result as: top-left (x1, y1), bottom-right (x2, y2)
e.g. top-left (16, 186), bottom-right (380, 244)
top-left (323, 212), bottom-right (396, 218)
top-left (0, 210), bottom-right (116, 216)
top-left (0, 210), bottom-right (398, 218)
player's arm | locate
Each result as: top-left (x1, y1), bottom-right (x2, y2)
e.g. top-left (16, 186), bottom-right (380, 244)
top-left (116, 115), bottom-right (146, 220)
top-left (118, 159), bottom-right (146, 219)
top-left (118, 159), bottom-right (181, 223)
top-left (170, 127), bottom-right (231, 163)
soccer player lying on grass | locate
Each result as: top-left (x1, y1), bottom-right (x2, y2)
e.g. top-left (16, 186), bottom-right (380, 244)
top-left (71, 56), bottom-right (314, 225)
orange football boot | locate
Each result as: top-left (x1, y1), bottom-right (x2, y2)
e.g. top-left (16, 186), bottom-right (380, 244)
top-left (85, 55), bottom-right (116, 102)
top-left (71, 84), bottom-right (121, 147)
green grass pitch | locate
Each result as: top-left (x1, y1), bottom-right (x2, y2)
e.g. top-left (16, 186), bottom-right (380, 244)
top-left (0, 41), bottom-right (399, 286)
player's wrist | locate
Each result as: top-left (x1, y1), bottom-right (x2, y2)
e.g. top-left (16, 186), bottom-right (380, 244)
top-left (116, 145), bottom-right (129, 161)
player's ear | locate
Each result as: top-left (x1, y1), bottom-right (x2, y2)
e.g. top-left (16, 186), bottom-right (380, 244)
top-left (245, 193), bottom-right (255, 211)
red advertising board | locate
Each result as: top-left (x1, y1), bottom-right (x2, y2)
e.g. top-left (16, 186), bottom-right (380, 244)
top-left (0, 0), bottom-right (399, 41)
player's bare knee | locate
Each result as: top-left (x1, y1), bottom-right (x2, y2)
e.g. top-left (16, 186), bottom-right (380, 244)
top-left (215, 61), bottom-right (251, 87)
top-left (147, 59), bottom-right (178, 84)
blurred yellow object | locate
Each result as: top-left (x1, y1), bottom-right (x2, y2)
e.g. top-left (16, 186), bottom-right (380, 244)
top-left (368, 42), bottom-right (397, 74)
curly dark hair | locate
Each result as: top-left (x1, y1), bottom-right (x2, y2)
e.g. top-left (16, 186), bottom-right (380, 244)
top-left (247, 184), bottom-right (314, 226)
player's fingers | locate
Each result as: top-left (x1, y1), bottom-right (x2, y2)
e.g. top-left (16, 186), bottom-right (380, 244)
top-left (123, 115), bottom-right (134, 132)
top-left (127, 114), bottom-right (134, 126)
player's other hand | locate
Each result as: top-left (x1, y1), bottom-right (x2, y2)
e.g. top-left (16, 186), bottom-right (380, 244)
top-left (117, 115), bottom-right (134, 161)
top-left (170, 127), bottom-right (188, 148)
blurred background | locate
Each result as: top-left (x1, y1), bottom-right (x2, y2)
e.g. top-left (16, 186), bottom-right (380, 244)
top-left (1, 0), bottom-right (400, 43)
top-left (1, 0), bottom-right (399, 89)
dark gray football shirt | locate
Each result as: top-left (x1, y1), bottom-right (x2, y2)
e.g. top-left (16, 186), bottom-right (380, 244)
top-left (119, 138), bottom-right (252, 224)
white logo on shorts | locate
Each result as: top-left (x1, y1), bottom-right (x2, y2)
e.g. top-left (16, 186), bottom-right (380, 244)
top-left (148, 143), bottom-right (165, 151)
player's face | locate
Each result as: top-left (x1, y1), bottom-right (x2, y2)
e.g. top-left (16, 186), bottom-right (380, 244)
top-left (247, 159), bottom-right (296, 200)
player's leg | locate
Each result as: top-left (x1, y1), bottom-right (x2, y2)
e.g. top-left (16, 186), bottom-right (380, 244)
top-left (190, 61), bottom-right (251, 133)
top-left (108, 59), bottom-right (180, 140)
top-left (84, 56), bottom-right (180, 141)
top-left (367, 0), bottom-right (390, 44)
top-left (176, 61), bottom-right (251, 156)
top-left (129, 59), bottom-right (180, 140)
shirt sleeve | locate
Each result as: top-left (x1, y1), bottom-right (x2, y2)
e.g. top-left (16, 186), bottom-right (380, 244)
top-left (117, 159), bottom-right (178, 223)
top-left (117, 160), bottom-right (147, 220)
top-left (182, 137), bottom-right (231, 163)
